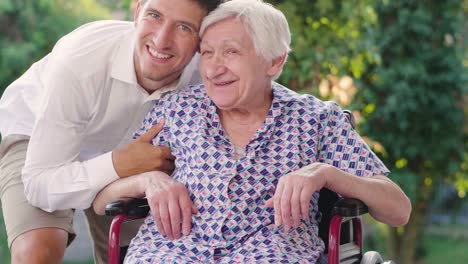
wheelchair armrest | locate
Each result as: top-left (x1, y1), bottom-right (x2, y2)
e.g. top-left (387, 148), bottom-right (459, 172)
top-left (105, 198), bottom-right (150, 218)
top-left (332, 198), bottom-right (368, 217)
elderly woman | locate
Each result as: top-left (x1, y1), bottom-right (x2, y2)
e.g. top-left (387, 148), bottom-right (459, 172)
top-left (94, 0), bottom-right (411, 263)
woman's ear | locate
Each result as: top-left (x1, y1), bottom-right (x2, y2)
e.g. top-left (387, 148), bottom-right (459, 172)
top-left (266, 53), bottom-right (287, 77)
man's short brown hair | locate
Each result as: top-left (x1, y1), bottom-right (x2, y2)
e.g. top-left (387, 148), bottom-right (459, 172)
top-left (139, 0), bottom-right (224, 13)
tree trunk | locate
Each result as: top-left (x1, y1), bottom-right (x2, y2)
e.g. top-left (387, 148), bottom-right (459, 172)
top-left (386, 226), bottom-right (399, 260)
top-left (399, 199), bottom-right (425, 264)
top-left (396, 177), bottom-right (434, 264)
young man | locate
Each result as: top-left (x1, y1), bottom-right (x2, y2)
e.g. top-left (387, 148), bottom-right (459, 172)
top-left (0, 0), bottom-right (223, 263)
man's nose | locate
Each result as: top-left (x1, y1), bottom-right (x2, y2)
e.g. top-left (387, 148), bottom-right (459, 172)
top-left (153, 23), bottom-right (173, 48)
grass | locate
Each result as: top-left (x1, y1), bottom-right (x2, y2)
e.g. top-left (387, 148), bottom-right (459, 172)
top-left (423, 234), bottom-right (468, 264)
top-left (0, 207), bottom-right (11, 264)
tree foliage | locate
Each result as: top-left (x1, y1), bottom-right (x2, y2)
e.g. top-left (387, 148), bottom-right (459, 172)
top-left (0, 0), bottom-right (111, 94)
top-left (355, 0), bottom-right (466, 262)
top-left (272, 0), bottom-right (379, 95)
top-left (359, 0), bottom-right (465, 196)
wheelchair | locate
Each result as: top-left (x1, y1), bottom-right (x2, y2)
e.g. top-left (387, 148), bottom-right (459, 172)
top-left (105, 189), bottom-right (394, 264)
top-left (105, 110), bottom-right (394, 263)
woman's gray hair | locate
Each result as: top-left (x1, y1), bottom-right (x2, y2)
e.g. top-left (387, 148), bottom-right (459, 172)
top-left (200, 0), bottom-right (291, 79)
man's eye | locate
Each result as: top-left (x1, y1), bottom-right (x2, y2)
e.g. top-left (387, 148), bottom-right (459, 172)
top-left (178, 24), bottom-right (193, 33)
top-left (148, 12), bottom-right (161, 20)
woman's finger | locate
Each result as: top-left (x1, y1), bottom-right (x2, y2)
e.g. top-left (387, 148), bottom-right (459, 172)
top-left (150, 202), bottom-right (166, 237)
top-left (159, 201), bottom-right (172, 239)
top-left (180, 193), bottom-right (195, 236)
top-left (273, 182), bottom-right (284, 227)
top-left (290, 186), bottom-right (301, 228)
top-left (280, 183), bottom-right (293, 231)
top-left (168, 197), bottom-right (181, 239)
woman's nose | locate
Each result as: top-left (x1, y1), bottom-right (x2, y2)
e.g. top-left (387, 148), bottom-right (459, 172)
top-left (203, 54), bottom-right (227, 80)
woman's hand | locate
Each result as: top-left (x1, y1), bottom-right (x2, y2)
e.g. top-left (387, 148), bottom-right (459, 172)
top-left (145, 172), bottom-right (198, 240)
top-left (265, 163), bottom-right (330, 231)
top-left (266, 162), bottom-right (411, 228)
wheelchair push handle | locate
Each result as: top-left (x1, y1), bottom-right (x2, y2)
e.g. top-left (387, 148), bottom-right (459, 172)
top-left (332, 198), bottom-right (368, 217)
top-left (105, 198), bottom-right (150, 217)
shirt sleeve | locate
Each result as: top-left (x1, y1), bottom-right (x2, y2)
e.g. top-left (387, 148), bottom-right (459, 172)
top-left (317, 102), bottom-right (390, 177)
top-left (22, 59), bottom-right (119, 212)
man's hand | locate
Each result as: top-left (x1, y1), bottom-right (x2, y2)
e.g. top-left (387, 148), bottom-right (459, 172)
top-left (145, 172), bottom-right (198, 240)
top-left (265, 163), bottom-right (329, 231)
top-left (112, 120), bottom-right (175, 177)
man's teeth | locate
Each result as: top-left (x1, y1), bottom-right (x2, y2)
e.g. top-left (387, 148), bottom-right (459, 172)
top-left (149, 47), bottom-right (171, 59)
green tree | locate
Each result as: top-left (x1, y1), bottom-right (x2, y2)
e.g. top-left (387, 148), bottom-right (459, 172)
top-left (272, 0), bottom-right (467, 262)
top-left (357, 0), bottom-right (466, 263)
top-left (271, 0), bottom-right (379, 95)
top-left (0, 0), bottom-right (111, 96)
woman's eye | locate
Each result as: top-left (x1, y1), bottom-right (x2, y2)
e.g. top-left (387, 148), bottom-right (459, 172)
top-left (201, 50), bottom-right (213, 56)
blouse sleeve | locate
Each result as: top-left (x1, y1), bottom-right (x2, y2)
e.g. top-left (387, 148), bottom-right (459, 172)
top-left (317, 102), bottom-right (390, 177)
top-left (132, 99), bottom-right (170, 147)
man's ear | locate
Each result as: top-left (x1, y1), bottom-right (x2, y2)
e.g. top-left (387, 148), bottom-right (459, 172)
top-left (134, 1), bottom-right (143, 27)
top-left (266, 53), bottom-right (287, 77)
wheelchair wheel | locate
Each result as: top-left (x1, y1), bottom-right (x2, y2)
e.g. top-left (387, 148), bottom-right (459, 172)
top-left (360, 251), bottom-right (384, 264)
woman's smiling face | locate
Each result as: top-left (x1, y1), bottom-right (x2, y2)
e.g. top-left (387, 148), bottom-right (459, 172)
top-left (199, 18), bottom-right (274, 111)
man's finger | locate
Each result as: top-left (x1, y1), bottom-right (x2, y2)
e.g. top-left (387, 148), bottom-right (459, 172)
top-left (139, 119), bottom-right (165, 143)
top-left (155, 146), bottom-right (176, 161)
top-left (153, 158), bottom-right (175, 172)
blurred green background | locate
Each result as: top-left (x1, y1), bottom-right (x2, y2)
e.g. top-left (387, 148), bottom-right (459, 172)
top-left (0, 0), bottom-right (467, 263)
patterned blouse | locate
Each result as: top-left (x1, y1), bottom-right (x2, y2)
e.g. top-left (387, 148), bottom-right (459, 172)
top-left (125, 83), bottom-right (389, 264)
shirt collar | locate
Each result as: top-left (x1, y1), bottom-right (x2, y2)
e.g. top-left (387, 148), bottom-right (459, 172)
top-left (111, 30), bottom-right (138, 85)
top-left (145, 79), bottom-right (179, 102)
top-left (271, 82), bottom-right (301, 104)
top-left (198, 82), bottom-right (292, 151)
